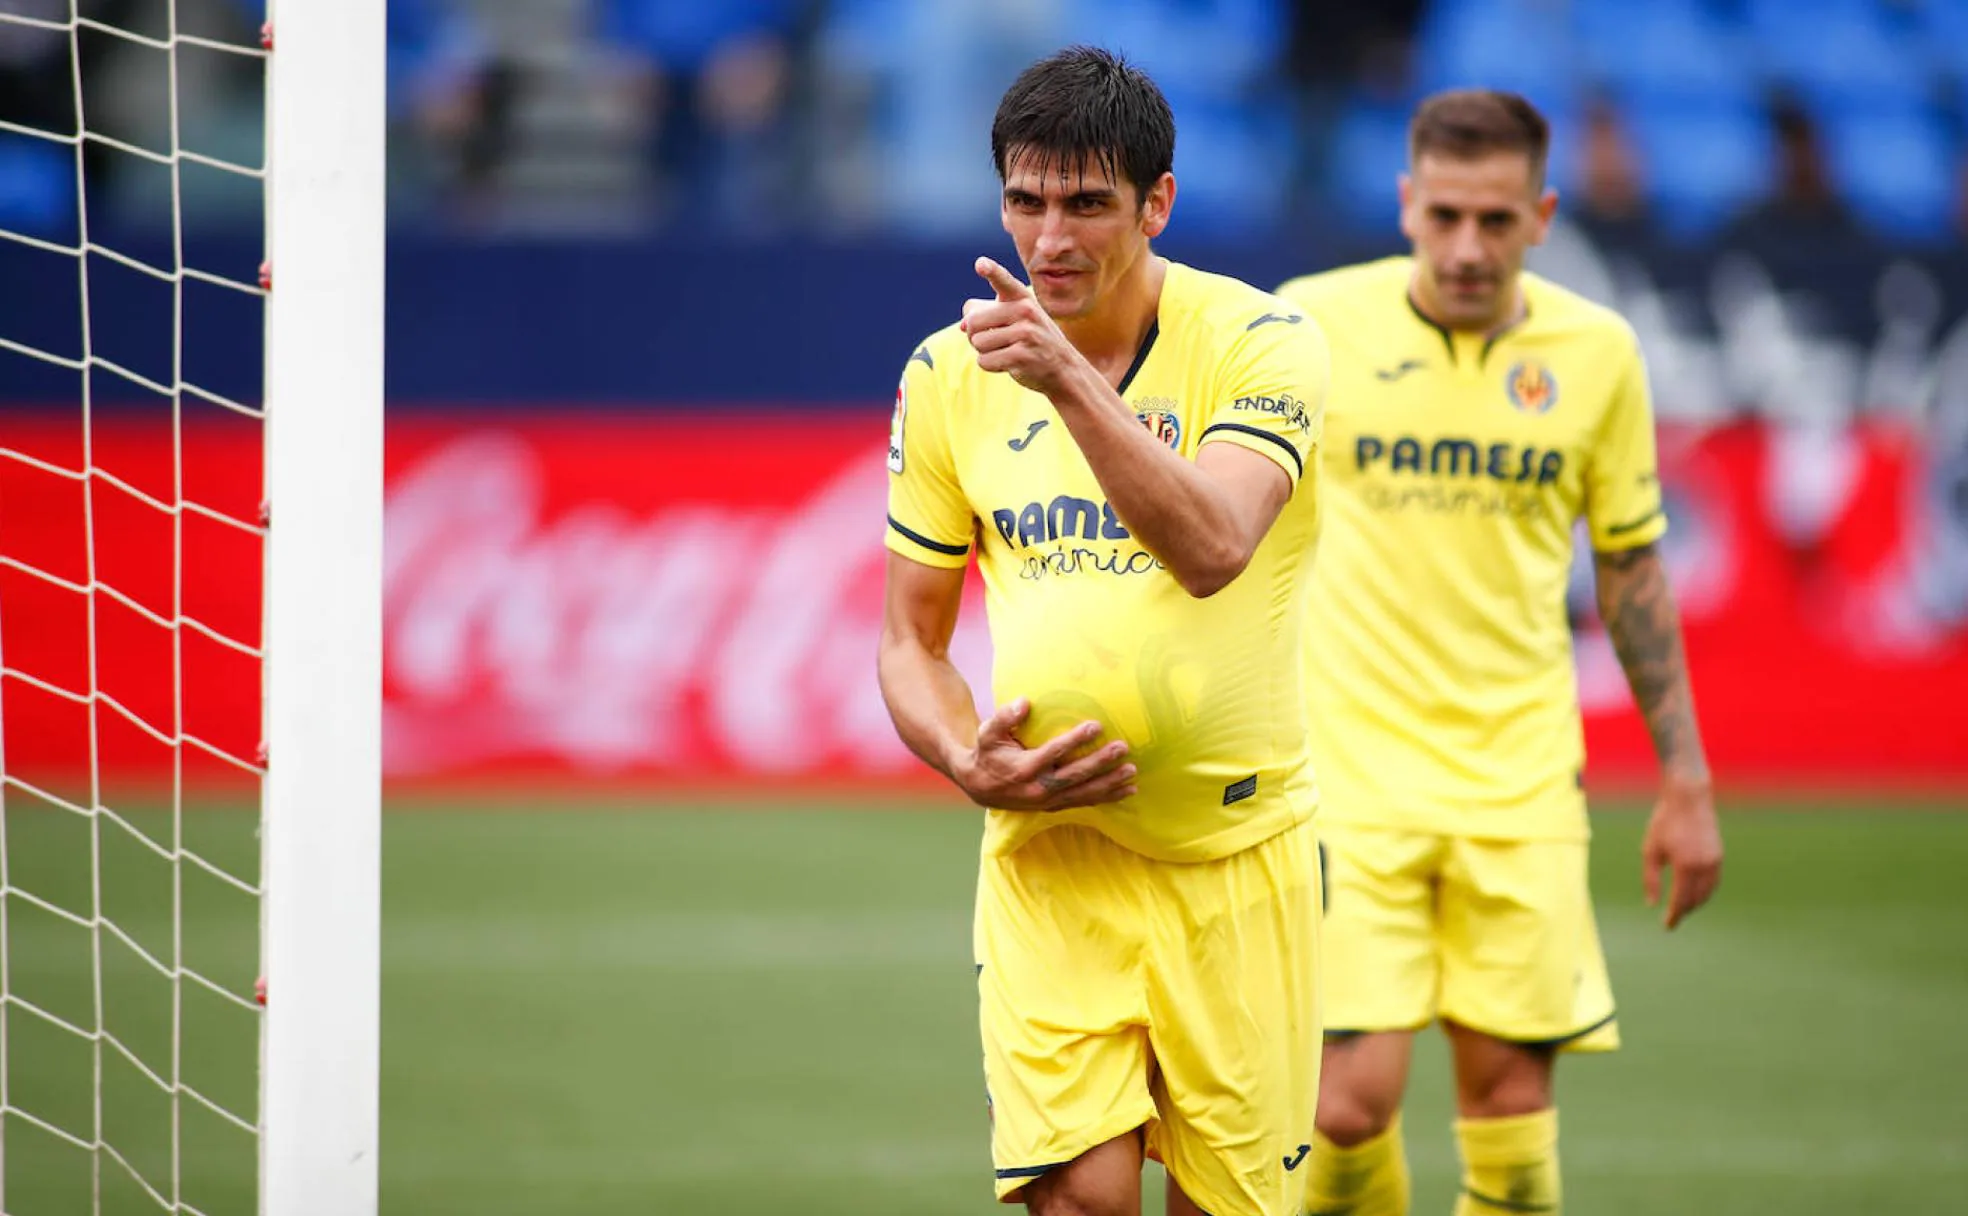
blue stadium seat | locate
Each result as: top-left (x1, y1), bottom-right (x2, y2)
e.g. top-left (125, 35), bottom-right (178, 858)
top-left (1411, 0), bottom-right (1582, 122)
top-left (1745, 0), bottom-right (1926, 114)
top-left (1820, 107), bottom-right (1959, 243)
top-left (1162, 100), bottom-right (1294, 235)
top-left (814, 0), bottom-right (909, 75)
top-left (1066, 0), bottom-right (1288, 104)
top-left (1913, 0), bottom-right (1968, 75)
top-left (0, 136), bottom-right (75, 238)
top-left (1626, 100), bottom-right (1774, 239)
top-left (1324, 99), bottom-right (1413, 233)
top-left (600, 0), bottom-right (802, 73)
top-left (1573, 0), bottom-right (1758, 109)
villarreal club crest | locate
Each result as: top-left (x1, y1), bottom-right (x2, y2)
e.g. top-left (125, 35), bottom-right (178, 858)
top-left (1137, 408), bottom-right (1182, 448)
top-left (1505, 358), bottom-right (1559, 415)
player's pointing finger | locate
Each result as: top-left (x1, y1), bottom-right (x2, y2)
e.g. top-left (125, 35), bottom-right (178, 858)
top-left (976, 257), bottom-right (1032, 301)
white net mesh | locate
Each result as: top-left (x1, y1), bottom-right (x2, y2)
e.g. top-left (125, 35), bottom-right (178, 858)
top-left (0, 1), bottom-right (271, 1212)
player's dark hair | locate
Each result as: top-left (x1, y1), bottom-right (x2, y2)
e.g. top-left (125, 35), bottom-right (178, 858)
top-left (991, 46), bottom-right (1176, 205)
top-left (1410, 89), bottom-right (1550, 188)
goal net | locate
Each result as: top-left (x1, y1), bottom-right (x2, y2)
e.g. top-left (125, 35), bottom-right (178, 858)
top-left (0, 1), bottom-right (381, 1213)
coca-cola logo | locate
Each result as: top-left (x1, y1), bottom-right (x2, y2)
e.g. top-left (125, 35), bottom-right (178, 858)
top-left (382, 432), bottom-right (991, 777)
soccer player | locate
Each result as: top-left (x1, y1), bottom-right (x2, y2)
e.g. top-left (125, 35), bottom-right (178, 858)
top-left (877, 47), bottom-right (1330, 1216)
top-left (1274, 90), bottom-right (1725, 1216)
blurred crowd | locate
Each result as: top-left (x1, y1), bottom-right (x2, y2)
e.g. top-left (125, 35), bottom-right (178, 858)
top-left (4, 0), bottom-right (1968, 247)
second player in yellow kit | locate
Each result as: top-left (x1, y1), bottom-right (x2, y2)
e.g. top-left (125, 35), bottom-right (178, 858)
top-left (1282, 254), bottom-right (1645, 1056)
top-left (878, 49), bottom-right (1328, 1216)
top-left (1276, 91), bottom-right (1724, 1216)
top-left (1287, 253), bottom-right (1664, 847)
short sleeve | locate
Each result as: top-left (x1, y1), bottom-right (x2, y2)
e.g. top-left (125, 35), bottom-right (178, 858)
top-left (884, 345), bottom-right (974, 569)
top-left (1585, 339), bottom-right (1668, 552)
top-left (1195, 309), bottom-right (1327, 484)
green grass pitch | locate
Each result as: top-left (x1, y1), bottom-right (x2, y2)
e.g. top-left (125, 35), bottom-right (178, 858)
top-left (4, 798), bottom-right (1966, 1213)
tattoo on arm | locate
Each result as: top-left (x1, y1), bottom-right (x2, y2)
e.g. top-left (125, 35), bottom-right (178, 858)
top-left (1594, 542), bottom-right (1710, 780)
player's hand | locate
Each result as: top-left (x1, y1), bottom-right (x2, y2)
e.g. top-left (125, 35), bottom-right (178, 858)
top-left (960, 258), bottom-right (1081, 396)
top-left (954, 697), bottom-right (1136, 812)
top-left (1641, 776), bottom-right (1722, 930)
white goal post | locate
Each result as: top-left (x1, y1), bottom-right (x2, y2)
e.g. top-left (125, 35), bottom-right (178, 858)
top-left (260, 0), bottom-right (384, 1212)
top-left (0, 0), bottom-right (381, 1210)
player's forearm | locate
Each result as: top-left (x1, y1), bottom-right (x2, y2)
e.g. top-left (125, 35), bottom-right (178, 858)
top-left (1047, 365), bottom-right (1252, 597)
top-left (1594, 543), bottom-right (1712, 787)
top-left (876, 633), bottom-right (982, 784)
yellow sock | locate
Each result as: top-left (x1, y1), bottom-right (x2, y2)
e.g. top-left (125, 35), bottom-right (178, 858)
top-left (1453, 1109), bottom-right (1560, 1215)
top-left (1303, 1115), bottom-right (1410, 1216)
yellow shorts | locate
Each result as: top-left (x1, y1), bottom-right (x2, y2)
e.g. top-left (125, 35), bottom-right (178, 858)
top-left (975, 820), bottom-right (1322, 1216)
top-left (1319, 824), bottom-right (1618, 1051)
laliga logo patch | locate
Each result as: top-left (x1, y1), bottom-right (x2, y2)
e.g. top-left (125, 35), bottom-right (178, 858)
top-left (1505, 359), bottom-right (1558, 415)
top-left (1137, 409), bottom-right (1181, 449)
top-left (887, 377), bottom-right (907, 472)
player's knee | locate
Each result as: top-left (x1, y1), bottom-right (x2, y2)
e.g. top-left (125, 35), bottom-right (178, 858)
top-left (1455, 1056), bottom-right (1553, 1119)
top-left (1314, 1088), bottom-right (1400, 1148)
top-left (1316, 1036), bottom-right (1408, 1146)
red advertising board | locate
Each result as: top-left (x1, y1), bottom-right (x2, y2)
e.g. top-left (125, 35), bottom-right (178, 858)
top-left (0, 411), bottom-right (266, 809)
top-left (2, 412), bottom-right (1963, 799)
top-left (378, 416), bottom-right (988, 791)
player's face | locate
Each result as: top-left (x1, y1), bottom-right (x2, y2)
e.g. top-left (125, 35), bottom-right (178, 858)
top-left (1400, 151), bottom-right (1557, 330)
top-left (1000, 149), bottom-right (1173, 322)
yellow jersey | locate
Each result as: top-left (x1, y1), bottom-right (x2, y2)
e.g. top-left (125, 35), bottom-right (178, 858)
top-left (886, 260), bottom-right (1329, 863)
top-left (1276, 257), bottom-right (1666, 841)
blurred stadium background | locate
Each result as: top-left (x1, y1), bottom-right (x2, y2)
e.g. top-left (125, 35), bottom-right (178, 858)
top-left (2, 0), bottom-right (1966, 1212)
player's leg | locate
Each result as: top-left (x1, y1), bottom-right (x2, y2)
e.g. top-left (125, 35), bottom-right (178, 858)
top-left (1306, 826), bottom-right (1445, 1216)
top-left (1442, 1024), bottom-right (1559, 1215)
top-left (1021, 1131), bottom-right (1145, 1216)
top-left (1437, 836), bottom-right (1618, 1216)
top-left (1306, 1031), bottom-right (1416, 1215)
top-left (1317, 1030), bottom-right (1416, 1145)
top-left (1444, 1021), bottom-right (1554, 1117)
top-left (977, 825), bottom-right (1158, 1213)
top-left (1142, 818), bottom-right (1323, 1216)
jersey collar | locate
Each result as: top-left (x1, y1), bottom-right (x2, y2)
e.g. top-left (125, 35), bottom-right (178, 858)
top-left (1115, 319), bottom-right (1161, 396)
top-left (1404, 283), bottom-right (1531, 369)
